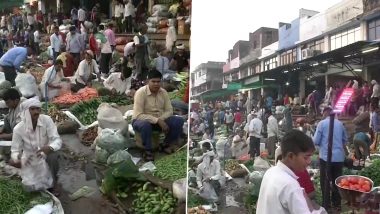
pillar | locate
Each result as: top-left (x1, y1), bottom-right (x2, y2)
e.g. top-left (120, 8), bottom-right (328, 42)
top-left (325, 74), bottom-right (329, 88)
top-left (363, 66), bottom-right (370, 82)
top-left (299, 72), bottom-right (306, 100)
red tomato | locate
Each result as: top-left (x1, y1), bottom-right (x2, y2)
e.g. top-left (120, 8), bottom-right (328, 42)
top-left (340, 178), bottom-right (349, 186)
top-left (358, 178), bottom-right (366, 186)
top-left (342, 185), bottom-right (349, 189)
top-left (364, 180), bottom-right (371, 186)
top-left (350, 177), bottom-right (359, 184)
top-left (362, 184), bottom-right (371, 192)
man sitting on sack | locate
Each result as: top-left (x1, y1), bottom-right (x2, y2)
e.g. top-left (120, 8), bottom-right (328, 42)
top-left (72, 50), bottom-right (101, 92)
top-left (132, 69), bottom-right (184, 161)
top-left (103, 60), bottom-right (135, 97)
top-left (9, 98), bottom-right (62, 196)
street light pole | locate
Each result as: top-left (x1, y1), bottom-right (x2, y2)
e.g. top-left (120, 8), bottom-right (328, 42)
top-left (323, 112), bottom-right (335, 209)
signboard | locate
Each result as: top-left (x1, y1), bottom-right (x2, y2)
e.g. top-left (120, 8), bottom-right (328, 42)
top-left (333, 88), bottom-right (354, 113)
top-left (244, 76), bottom-right (260, 85)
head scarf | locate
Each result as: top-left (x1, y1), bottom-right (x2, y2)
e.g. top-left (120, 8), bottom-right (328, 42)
top-left (20, 98), bottom-right (42, 133)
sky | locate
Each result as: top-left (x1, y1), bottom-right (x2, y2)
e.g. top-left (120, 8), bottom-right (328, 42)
top-left (190, 0), bottom-right (343, 71)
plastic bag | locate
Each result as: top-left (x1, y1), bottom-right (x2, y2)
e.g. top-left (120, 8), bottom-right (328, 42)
top-left (198, 182), bottom-right (218, 202)
top-left (138, 161), bottom-right (156, 172)
top-left (152, 4), bottom-right (169, 13)
top-left (253, 156), bottom-right (272, 171)
top-left (248, 171), bottom-right (265, 197)
top-left (97, 103), bottom-right (127, 130)
top-left (173, 178), bottom-right (186, 202)
top-left (97, 129), bottom-right (126, 154)
top-left (25, 202), bottom-right (53, 214)
top-left (20, 153), bottom-right (53, 191)
top-left (95, 145), bottom-right (110, 164)
top-left (15, 73), bottom-right (40, 98)
top-left (215, 137), bottom-right (229, 159)
top-left (107, 150), bottom-right (132, 166)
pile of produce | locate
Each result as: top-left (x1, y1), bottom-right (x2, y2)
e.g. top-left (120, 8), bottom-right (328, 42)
top-left (28, 66), bottom-right (45, 84)
top-left (0, 177), bottom-right (51, 214)
top-left (52, 87), bottom-right (98, 106)
top-left (70, 99), bottom-right (101, 125)
top-left (100, 95), bottom-right (133, 106)
top-left (153, 148), bottom-right (187, 181)
top-left (47, 104), bottom-right (69, 123)
top-left (188, 206), bottom-right (211, 214)
top-left (168, 73), bottom-right (188, 100)
top-left (337, 176), bottom-right (372, 192)
top-left (81, 126), bottom-right (98, 146)
top-left (225, 159), bottom-right (247, 177)
top-left (132, 182), bottom-right (177, 214)
top-left (187, 193), bottom-right (209, 213)
top-left (359, 159), bottom-right (380, 186)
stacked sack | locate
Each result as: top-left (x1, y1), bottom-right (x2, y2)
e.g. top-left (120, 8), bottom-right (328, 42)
top-left (146, 4), bottom-right (170, 34)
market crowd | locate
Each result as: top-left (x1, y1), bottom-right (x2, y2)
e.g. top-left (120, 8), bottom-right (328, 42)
top-left (188, 78), bottom-right (380, 213)
top-left (0, 0), bottom-right (190, 198)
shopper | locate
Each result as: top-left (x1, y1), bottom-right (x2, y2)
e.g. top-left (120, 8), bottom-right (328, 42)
top-left (248, 112), bottom-right (263, 159)
top-left (313, 106), bottom-right (348, 212)
top-left (257, 130), bottom-right (326, 214)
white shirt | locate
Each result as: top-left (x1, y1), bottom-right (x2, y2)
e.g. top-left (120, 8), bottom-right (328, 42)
top-left (249, 117), bottom-right (263, 138)
top-left (225, 113), bottom-right (234, 124)
top-left (197, 123), bottom-right (205, 133)
top-left (133, 33), bottom-right (149, 45)
top-left (124, 2), bottom-right (135, 17)
top-left (372, 83), bottom-right (380, 98)
top-left (103, 72), bottom-right (132, 95)
top-left (74, 59), bottom-right (100, 85)
top-left (11, 114), bottom-right (62, 161)
top-left (78, 9), bottom-right (86, 22)
top-left (190, 111), bottom-right (199, 121)
top-left (123, 42), bottom-right (135, 57)
top-left (49, 34), bottom-right (62, 52)
top-left (196, 159), bottom-right (221, 188)
top-left (257, 161), bottom-right (325, 214)
top-left (33, 30), bottom-right (40, 43)
top-left (267, 115), bottom-right (279, 138)
top-left (27, 15), bottom-right (34, 25)
top-left (115, 4), bottom-right (124, 18)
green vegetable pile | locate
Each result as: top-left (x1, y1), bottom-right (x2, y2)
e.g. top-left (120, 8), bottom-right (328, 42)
top-left (132, 182), bottom-right (177, 214)
top-left (153, 149), bottom-right (187, 181)
top-left (359, 159), bottom-right (380, 186)
top-left (70, 99), bottom-right (101, 125)
top-left (168, 73), bottom-right (188, 100)
top-left (0, 177), bottom-right (51, 214)
top-left (187, 192), bottom-right (207, 209)
top-left (69, 96), bottom-right (132, 125)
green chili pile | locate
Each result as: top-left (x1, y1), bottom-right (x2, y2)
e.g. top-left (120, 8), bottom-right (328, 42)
top-left (154, 149), bottom-right (187, 181)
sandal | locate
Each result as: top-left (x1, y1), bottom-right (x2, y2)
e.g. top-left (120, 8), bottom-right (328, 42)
top-left (144, 151), bottom-right (154, 161)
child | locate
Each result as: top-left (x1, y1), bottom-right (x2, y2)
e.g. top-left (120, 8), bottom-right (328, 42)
top-left (257, 130), bottom-right (326, 214)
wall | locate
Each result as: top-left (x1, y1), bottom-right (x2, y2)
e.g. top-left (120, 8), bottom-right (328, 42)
top-left (278, 18), bottom-right (300, 50)
top-left (299, 12), bottom-right (327, 42)
top-left (192, 62), bottom-right (224, 87)
top-left (260, 41), bottom-right (279, 59)
top-left (249, 27), bottom-right (279, 50)
top-left (325, 0), bottom-right (363, 31)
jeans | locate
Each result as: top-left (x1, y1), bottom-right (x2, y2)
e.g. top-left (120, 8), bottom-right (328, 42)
top-left (319, 159), bottom-right (343, 209)
top-left (132, 116), bottom-right (184, 151)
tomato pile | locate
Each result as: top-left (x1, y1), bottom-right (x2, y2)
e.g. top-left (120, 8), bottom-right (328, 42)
top-left (338, 177), bottom-right (372, 192)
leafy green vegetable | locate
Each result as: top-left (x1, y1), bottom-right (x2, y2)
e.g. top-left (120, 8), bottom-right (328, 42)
top-left (359, 159), bottom-right (380, 186)
top-left (153, 149), bottom-right (187, 181)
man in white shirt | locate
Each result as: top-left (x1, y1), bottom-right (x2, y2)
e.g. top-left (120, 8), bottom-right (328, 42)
top-left (124, 0), bottom-right (135, 33)
top-left (257, 130), bottom-right (326, 214)
top-left (73, 50), bottom-right (100, 92)
top-left (33, 29), bottom-right (40, 55)
top-left (225, 110), bottom-right (234, 134)
top-left (371, 80), bottom-right (380, 100)
top-left (249, 112), bottom-right (263, 158)
top-left (231, 130), bottom-right (248, 159)
top-left (114, 1), bottom-right (124, 33)
top-left (266, 110), bottom-right (279, 159)
top-left (9, 98), bottom-right (62, 196)
top-left (78, 7), bottom-right (86, 27)
top-left (196, 151), bottom-right (222, 201)
top-left (103, 65), bottom-right (134, 97)
top-left (27, 13), bottom-right (35, 28)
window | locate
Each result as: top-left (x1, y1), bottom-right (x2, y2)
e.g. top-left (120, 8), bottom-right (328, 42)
top-left (240, 67), bottom-right (248, 78)
top-left (330, 27), bottom-right (361, 51)
top-left (280, 48), bottom-right (297, 66)
top-left (264, 56), bottom-right (278, 71)
top-left (368, 18), bottom-right (380, 41)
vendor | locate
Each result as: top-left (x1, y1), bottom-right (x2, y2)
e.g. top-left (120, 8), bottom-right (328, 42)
top-left (132, 69), bottom-right (184, 161)
top-left (231, 130), bottom-right (248, 159)
top-left (353, 132), bottom-right (371, 161)
top-left (170, 44), bottom-right (190, 73)
top-left (9, 98), bottom-right (62, 196)
top-left (39, 59), bottom-right (70, 101)
top-left (196, 151), bottom-right (222, 200)
top-left (103, 63), bottom-right (134, 97)
top-left (72, 50), bottom-right (100, 92)
top-left (56, 51), bottom-right (75, 77)
top-left (0, 88), bottom-right (25, 140)
top-left (0, 46), bottom-right (34, 86)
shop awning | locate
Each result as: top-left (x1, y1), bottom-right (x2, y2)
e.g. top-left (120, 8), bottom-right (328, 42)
top-left (197, 88), bottom-right (237, 101)
top-left (0, 0), bottom-right (23, 8)
top-left (227, 82), bottom-right (242, 90)
top-left (241, 81), bottom-right (276, 90)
